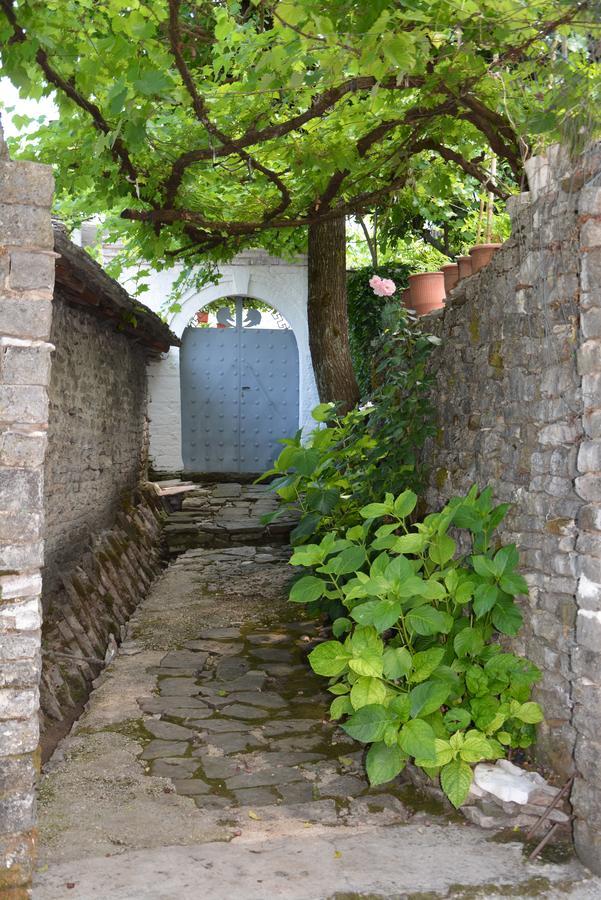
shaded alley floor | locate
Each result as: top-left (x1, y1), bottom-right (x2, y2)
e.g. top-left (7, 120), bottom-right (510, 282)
top-left (35, 488), bottom-right (601, 899)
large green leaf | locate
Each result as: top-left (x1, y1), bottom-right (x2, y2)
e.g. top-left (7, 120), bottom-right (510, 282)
top-left (320, 545), bottom-right (367, 576)
top-left (429, 534), bottom-right (456, 565)
top-left (440, 758), bottom-right (474, 807)
top-left (348, 650), bottom-right (384, 678)
top-left (289, 575), bottom-right (326, 604)
top-left (366, 741), bottom-right (407, 786)
top-left (308, 641), bottom-right (351, 676)
top-left (342, 704), bottom-right (391, 743)
top-left (290, 513), bottom-right (323, 544)
top-left (350, 599), bottom-right (402, 632)
top-left (330, 695), bottom-right (354, 719)
top-left (347, 625), bottom-right (383, 656)
top-left (410, 647), bottom-right (445, 683)
top-left (332, 616), bottom-right (352, 638)
top-left (398, 718), bottom-right (437, 762)
top-left (351, 676), bottom-right (387, 710)
top-left (393, 490), bottom-right (418, 518)
top-left (460, 730), bottom-right (495, 763)
top-left (391, 532), bottom-right (428, 554)
top-left (472, 583), bottom-right (498, 618)
top-left (491, 598), bottom-right (523, 635)
top-left (471, 555), bottom-right (497, 579)
top-left (360, 502), bottom-right (391, 519)
top-left (443, 708), bottom-right (472, 732)
top-left (453, 627), bottom-right (485, 658)
top-left (499, 572), bottom-right (529, 596)
top-left (383, 646), bottom-right (412, 679)
top-left (514, 701), bottom-right (543, 724)
top-left (409, 680), bottom-right (450, 717)
top-left (406, 605), bottom-right (453, 636)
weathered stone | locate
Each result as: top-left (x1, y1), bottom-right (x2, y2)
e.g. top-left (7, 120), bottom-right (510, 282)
top-left (197, 756), bottom-right (245, 780)
top-left (140, 740), bottom-right (190, 760)
top-left (0, 343), bottom-right (53, 387)
top-left (183, 639), bottom-right (242, 655)
top-left (143, 720), bottom-right (197, 741)
top-left (0, 297), bottom-right (52, 341)
top-left (159, 650), bottom-right (208, 671)
top-left (317, 775), bottom-right (367, 799)
top-left (0, 158), bottom-right (54, 207)
top-left (0, 202), bottom-right (53, 248)
top-left (231, 786), bottom-right (279, 806)
top-left (171, 778), bottom-right (211, 796)
top-left (8, 250), bottom-right (55, 292)
top-left (0, 718), bottom-right (38, 755)
top-left (219, 691), bottom-right (287, 710)
top-left (149, 757), bottom-right (200, 778)
top-left (197, 732), bottom-right (267, 756)
top-left (225, 768), bottom-right (305, 789)
top-left (188, 719), bottom-right (247, 733)
top-left (158, 677), bottom-right (200, 697)
top-left (215, 657), bottom-right (250, 681)
top-left (221, 704), bottom-right (270, 721)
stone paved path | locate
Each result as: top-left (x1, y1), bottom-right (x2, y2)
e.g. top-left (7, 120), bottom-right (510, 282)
top-left (34, 490), bottom-right (601, 899)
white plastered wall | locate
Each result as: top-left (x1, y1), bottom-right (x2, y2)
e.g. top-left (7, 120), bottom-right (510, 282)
top-left (131, 250), bottom-right (318, 474)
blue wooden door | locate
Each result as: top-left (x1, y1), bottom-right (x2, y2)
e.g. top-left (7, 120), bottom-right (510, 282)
top-left (180, 299), bottom-right (299, 474)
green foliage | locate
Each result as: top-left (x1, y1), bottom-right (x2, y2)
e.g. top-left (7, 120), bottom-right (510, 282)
top-left (262, 305), bottom-right (437, 544)
top-left (1, 0), bottom-right (596, 281)
top-left (296, 486), bottom-right (542, 807)
top-left (347, 266), bottom-right (412, 394)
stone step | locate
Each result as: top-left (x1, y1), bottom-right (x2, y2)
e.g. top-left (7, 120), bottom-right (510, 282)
top-left (164, 482), bottom-right (298, 555)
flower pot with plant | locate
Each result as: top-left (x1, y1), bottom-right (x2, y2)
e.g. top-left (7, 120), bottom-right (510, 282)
top-left (408, 272), bottom-right (445, 316)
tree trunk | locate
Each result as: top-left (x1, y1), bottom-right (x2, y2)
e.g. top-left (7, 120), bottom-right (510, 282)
top-left (308, 216), bottom-right (360, 413)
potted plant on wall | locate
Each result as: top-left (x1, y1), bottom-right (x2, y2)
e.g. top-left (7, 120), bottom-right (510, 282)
top-left (469, 154), bottom-right (502, 272)
top-left (408, 271), bottom-right (446, 315)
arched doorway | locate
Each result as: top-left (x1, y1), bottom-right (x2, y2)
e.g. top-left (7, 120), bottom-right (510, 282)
top-left (180, 296), bottom-right (300, 474)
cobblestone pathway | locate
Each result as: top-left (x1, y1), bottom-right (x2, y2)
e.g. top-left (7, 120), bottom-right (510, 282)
top-left (140, 614), bottom-right (408, 816)
top-left (35, 488), bottom-right (601, 899)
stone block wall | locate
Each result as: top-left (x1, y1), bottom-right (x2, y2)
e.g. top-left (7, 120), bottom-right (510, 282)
top-left (420, 143), bottom-right (601, 872)
top-left (43, 297), bottom-right (148, 599)
top-left (0, 129), bottom-right (54, 897)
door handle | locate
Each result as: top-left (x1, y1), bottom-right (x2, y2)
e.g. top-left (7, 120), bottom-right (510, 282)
top-left (241, 386), bottom-right (251, 390)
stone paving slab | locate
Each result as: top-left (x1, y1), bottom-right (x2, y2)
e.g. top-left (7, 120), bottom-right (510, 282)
top-left (34, 825), bottom-right (601, 899)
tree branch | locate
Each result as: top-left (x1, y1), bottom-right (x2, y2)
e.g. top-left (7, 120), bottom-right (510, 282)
top-left (161, 74), bottom-right (424, 206)
top-left (166, 0), bottom-right (290, 221)
top-left (0, 0), bottom-right (141, 188)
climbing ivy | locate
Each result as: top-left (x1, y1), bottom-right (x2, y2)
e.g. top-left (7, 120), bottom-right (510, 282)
top-left (290, 486), bottom-right (542, 807)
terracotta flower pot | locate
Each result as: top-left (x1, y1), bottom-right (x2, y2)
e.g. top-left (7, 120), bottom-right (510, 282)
top-left (469, 243), bottom-right (502, 273)
top-left (408, 272), bottom-right (446, 316)
top-left (440, 263), bottom-right (459, 294)
top-left (401, 287), bottom-right (412, 309)
top-left (457, 256), bottom-right (473, 280)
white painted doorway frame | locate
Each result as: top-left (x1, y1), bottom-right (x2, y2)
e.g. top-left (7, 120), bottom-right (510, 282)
top-left (144, 250), bottom-right (319, 474)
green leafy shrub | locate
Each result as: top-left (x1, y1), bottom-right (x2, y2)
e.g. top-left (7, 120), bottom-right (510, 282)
top-left (289, 486), bottom-right (542, 807)
top-left (262, 306), bottom-right (438, 544)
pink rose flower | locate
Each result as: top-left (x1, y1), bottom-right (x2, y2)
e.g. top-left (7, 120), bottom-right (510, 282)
top-left (369, 275), bottom-right (396, 297)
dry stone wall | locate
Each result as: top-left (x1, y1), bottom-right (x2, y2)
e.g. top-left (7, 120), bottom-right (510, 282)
top-left (0, 128), bottom-right (54, 897)
top-left (39, 487), bottom-right (165, 757)
top-left (420, 144), bottom-right (601, 873)
top-left (43, 298), bottom-right (148, 599)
